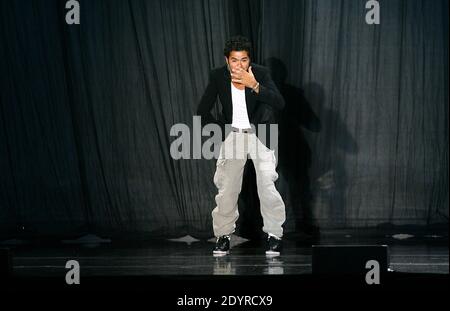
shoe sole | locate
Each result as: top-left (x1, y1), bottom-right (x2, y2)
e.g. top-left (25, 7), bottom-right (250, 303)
top-left (265, 250), bottom-right (280, 257)
top-left (213, 250), bottom-right (229, 256)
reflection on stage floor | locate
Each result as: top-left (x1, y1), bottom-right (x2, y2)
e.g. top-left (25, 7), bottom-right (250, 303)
top-left (4, 231), bottom-right (448, 278)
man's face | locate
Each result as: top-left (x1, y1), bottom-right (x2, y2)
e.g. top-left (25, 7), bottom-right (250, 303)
top-left (225, 50), bottom-right (250, 72)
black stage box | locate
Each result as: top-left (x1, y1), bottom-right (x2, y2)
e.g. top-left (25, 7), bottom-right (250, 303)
top-left (312, 245), bottom-right (389, 284)
top-left (0, 248), bottom-right (12, 279)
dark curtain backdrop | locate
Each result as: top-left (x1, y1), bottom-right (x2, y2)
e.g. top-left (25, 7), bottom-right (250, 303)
top-left (0, 0), bottom-right (448, 240)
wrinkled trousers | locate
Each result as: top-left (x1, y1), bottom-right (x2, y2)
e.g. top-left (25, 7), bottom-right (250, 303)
top-left (212, 131), bottom-right (286, 238)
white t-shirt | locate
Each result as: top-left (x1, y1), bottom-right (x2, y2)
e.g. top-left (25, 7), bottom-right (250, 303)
top-left (231, 83), bottom-right (251, 129)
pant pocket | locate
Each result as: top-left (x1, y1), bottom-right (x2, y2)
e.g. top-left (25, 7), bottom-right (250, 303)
top-left (213, 159), bottom-right (227, 188)
top-left (256, 150), bottom-right (278, 182)
top-left (216, 158), bottom-right (227, 166)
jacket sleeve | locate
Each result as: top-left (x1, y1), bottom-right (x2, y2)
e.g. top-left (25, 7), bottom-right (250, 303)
top-left (250, 68), bottom-right (285, 110)
top-left (196, 71), bottom-right (224, 128)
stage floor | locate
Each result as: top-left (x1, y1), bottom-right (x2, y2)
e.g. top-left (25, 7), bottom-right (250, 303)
top-left (1, 230), bottom-right (448, 293)
top-left (5, 232), bottom-right (449, 277)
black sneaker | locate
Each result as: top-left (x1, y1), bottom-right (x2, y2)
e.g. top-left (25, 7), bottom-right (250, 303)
top-left (213, 235), bottom-right (230, 256)
top-left (266, 235), bottom-right (282, 256)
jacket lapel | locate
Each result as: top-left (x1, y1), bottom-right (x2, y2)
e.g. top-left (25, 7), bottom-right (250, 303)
top-left (245, 87), bottom-right (256, 117)
top-left (220, 67), bottom-right (232, 120)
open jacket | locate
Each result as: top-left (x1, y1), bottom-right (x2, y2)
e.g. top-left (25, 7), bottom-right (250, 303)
top-left (196, 64), bottom-right (285, 146)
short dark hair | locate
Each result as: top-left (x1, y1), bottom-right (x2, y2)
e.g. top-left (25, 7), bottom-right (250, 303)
top-left (224, 35), bottom-right (252, 59)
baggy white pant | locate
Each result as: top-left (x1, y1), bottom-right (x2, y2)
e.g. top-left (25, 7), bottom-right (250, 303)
top-left (212, 131), bottom-right (286, 238)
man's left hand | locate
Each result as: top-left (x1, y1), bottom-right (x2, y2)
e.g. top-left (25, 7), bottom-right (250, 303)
top-left (231, 66), bottom-right (258, 89)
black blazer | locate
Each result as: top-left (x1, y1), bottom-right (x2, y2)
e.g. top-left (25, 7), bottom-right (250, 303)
top-left (197, 64), bottom-right (285, 143)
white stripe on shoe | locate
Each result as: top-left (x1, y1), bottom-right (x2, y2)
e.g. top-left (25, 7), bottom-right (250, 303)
top-left (265, 250), bottom-right (280, 256)
top-left (213, 250), bottom-right (229, 256)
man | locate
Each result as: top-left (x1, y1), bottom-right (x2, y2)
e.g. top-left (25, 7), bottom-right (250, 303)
top-left (197, 36), bottom-right (286, 256)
